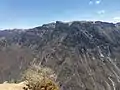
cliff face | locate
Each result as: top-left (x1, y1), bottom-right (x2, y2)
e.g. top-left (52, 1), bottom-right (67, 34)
top-left (0, 21), bottom-right (120, 90)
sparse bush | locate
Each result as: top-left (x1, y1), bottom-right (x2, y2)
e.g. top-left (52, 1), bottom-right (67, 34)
top-left (22, 64), bottom-right (60, 90)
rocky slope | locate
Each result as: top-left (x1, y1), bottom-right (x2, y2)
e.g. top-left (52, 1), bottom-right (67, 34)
top-left (0, 21), bottom-right (120, 90)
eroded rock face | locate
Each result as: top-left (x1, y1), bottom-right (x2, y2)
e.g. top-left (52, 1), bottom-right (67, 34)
top-left (0, 21), bottom-right (120, 90)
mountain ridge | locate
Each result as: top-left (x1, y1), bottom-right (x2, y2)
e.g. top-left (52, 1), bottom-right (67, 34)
top-left (0, 21), bottom-right (120, 90)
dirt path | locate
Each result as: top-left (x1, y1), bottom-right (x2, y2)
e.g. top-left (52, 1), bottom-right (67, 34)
top-left (0, 82), bottom-right (26, 90)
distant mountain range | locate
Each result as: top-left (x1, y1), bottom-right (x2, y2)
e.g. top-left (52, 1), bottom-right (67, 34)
top-left (0, 21), bottom-right (120, 90)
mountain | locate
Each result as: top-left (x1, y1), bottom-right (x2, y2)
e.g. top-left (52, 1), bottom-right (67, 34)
top-left (0, 21), bottom-right (120, 90)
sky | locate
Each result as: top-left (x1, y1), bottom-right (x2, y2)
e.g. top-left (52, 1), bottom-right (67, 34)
top-left (0, 0), bottom-right (120, 29)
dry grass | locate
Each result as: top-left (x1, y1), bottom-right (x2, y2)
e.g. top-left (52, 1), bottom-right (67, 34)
top-left (22, 64), bottom-right (60, 90)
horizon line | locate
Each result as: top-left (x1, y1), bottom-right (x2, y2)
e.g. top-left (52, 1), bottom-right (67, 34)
top-left (0, 20), bottom-right (120, 30)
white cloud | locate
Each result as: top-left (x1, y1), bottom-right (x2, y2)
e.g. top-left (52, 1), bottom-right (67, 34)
top-left (95, 0), bottom-right (101, 4)
top-left (89, 0), bottom-right (102, 5)
top-left (113, 17), bottom-right (120, 22)
top-left (113, 17), bottom-right (120, 20)
top-left (97, 10), bottom-right (105, 15)
top-left (89, 1), bottom-right (93, 5)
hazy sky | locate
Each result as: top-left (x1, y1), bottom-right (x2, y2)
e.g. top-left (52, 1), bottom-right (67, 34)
top-left (0, 0), bottom-right (120, 29)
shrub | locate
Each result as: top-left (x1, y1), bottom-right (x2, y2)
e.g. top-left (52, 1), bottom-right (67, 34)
top-left (22, 64), bottom-right (60, 90)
